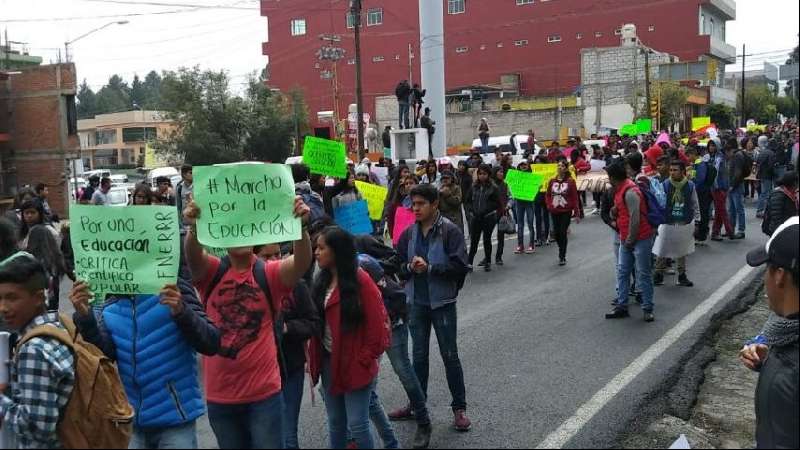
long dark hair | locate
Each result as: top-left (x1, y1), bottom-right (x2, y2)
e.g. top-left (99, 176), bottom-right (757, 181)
top-left (20, 198), bottom-right (48, 239)
top-left (131, 183), bottom-right (155, 205)
top-left (312, 227), bottom-right (363, 331)
top-left (26, 224), bottom-right (68, 277)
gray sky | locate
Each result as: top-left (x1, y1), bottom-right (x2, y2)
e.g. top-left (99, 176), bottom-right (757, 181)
top-left (1, 0), bottom-right (797, 93)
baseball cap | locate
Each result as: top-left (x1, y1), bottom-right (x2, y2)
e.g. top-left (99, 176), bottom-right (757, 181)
top-left (746, 216), bottom-right (799, 270)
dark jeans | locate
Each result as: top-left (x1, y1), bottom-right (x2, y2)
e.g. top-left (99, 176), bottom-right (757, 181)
top-left (552, 212), bottom-right (571, 259)
top-left (480, 135), bottom-right (489, 153)
top-left (695, 189), bottom-right (712, 241)
top-left (130, 421), bottom-right (197, 449)
top-left (369, 388), bottom-right (399, 449)
top-left (534, 201), bottom-right (550, 242)
top-left (398, 103), bottom-right (410, 129)
top-left (410, 303), bottom-right (467, 411)
top-left (207, 393), bottom-right (284, 449)
top-left (385, 322), bottom-right (430, 426)
top-left (282, 369), bottom-right (305, 449)
top-left (515, 201), bottom-right (535, 248)
top-left (468, 213), bottom-right (497, 265)
top-left (496, 215), bottom-right (507, 261)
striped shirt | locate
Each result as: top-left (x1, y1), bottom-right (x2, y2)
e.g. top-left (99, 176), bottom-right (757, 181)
top-left (0, 312), bottom-right (75, 449)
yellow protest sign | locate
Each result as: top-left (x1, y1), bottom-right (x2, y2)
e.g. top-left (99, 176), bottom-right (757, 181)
top-left (355, 181), bottom-right (388, 221)
top-left (532, 164), bottom-right (558, 192)
top-left (691, 117), bottom-right (711, 131)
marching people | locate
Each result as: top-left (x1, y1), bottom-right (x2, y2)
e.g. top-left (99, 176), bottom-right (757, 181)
top-left (685, 145), bottom-right (715, 245)
top-left (493, 167), bottom-right (511, 267)
top-left (653, 160), bottom-right (698, 288)
top-left (466, 164), bottom-right (500, 272)
top-left (91, 177), bottom-right (113, 206)
top-left (545, 158), bottom-right (580, 266)
top-left (755, 136), bottom-right (776, 219)
top-left (18, 198), bottom-right (59, 249)
top-left (421, 160), bottom-right (442, 188)
top-left (763, 171), bottom-right (799, 236)
top-left (532, 155), bottom-right (552, 247)
top-left (25, 225), bottom-right (73, 312)
top-left (709, 137), bottom-right (735, 241)
top-left (514, 161), bottom-right (536, 254)
top-left (439, 170), bottom-right (465, 233)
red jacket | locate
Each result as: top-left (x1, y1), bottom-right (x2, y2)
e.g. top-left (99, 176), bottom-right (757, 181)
top-left (614, 179), bottom-right (654, 242)
top-left (644, 145), bottom-right (663, 173)
top-left (309, 269), bottom-right (390, 396)
top-left (545, 176), bottom-right (580, 216)
top-left (574, 157), bottom-right (591, 174)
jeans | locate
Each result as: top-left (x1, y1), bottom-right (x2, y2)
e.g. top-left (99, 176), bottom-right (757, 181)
top-left (711, 189), bottom-right (733, 236)
top-left (207, 394), bottom-right (284, 449)
top-left (728, 185), bottom-right (746, 233)
top-left (369, 389), bottom-right (399, 449)
top-left (410, 303), bottom-right (467, 411)
top-left (129, 421), bottom-right (198, 449)
top-left (399, 102), bottom-right (410, 129)
top-left (385, 322), bottom-right (430, 426)
top-left (695, 190), bottom-right (712, 241)
top-left (496, 216), bottom-right (507, 261)
top-left (468, 214), bottom-right (497, 265)
top-left (515, 201), bottom-right (535, 248)
top-left (757, 178), bottom-right (773, 214)
top-left (282, 370), bottom-right (305, 449)
top-left (480, 135), bottom-right (489, 153)
top-left (534, 201), bottom-right (550, 243)
top-left (615, 236), bottom-right (655, 313)
top-left (551, 212), bottom-right (571, 260)
top-left (321, 356), bottom-right (375, 450)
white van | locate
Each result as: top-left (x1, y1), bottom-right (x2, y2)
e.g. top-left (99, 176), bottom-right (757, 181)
top-left (145, 167), bottom-right (180, 187)
top-left (471, 135), bottom-right (540, 156)
top-left (84, 169), bottom-right (111, 180)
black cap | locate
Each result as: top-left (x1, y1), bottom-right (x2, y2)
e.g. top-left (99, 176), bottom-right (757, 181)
top-left (747, 217), bottom-right (799, 270)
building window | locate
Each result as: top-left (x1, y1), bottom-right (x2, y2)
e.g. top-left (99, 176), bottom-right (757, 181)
top-left (480, 44), bottom-right (487, 50)
top-left (576, 32), bottom-right (583, 39)
top-left (372, 56), bottom-right (385, 62)
top-left (648, 25), bottom-right (655, 32)
top-left (95, 129), bottom-right (117, 145)
top-left (496, 42), bottom-right (504, 48)
top-left (346, 11), bottom-right (360, 29)
top-left (595, 31), bottom-right (603, 38)
top-left (456, 46), bottom-right (469, 53)
top-left (516, 0), bottom-right (534, 4)
top-left (708, 17), bottom-right (714, 36)
top-left (514, 39), bottom-right (529, 47)
top-left (367, 8), bottom-right (383, 26)
top-left (122, 127), bottom-right (157, 143)
top-left (547, 35), bottom-right (561, 43)
top-left (347, 58), bottom-right (356, 65)
top-left (448, 0), bottom-right (465, 14)
top-left (395, 54), bottom-right (401, 60)
top-left (700, 13), bottom-right (705, 34)
top-left (290, 19), bottom-right (306, 36)
top-left (614, 28), bottom-right (622, 35)
top-left (65, 95), bottom-right (77, 136)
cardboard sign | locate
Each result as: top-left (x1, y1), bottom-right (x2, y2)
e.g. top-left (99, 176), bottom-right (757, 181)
top-left (194, 163), bottom-right (300, 248)
top-left (392, 206), bottom-right (416, 246)
top-left (372, 166), bottom-right (389, 187)
top-left (620, 123), bottom-right (638, 137)
top-left (355, 181), bottom-right (388, 221)
top-left (532, 164), bottom-right (558, 192)
top-left (590, 159), bottom-right (607, 172)
top-left (691, 116), bottom-right (711, 131)
top-left (636, 119), bottom-right (653, 134)
top-left (303, 136), bottom-right (348, 178)
top-left (70, 205), bottom-right (180, 299)
top-left (334, 200), bottom-right (373, 235)
top-left (505, 169), bottom-right (544, 202)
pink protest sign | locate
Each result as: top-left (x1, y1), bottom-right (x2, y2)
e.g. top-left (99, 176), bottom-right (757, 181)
top-left (392, 207), bottom-right (416, 246)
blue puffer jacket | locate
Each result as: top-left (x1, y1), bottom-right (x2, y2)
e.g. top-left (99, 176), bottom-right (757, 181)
top-left (74, 278), bottom-right (221, 428)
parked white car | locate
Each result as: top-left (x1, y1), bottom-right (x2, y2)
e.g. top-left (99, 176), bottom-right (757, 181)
top-left (471, 135), bottom-right (540, 155)
top-left (145, 167), bottom-right (179, 187)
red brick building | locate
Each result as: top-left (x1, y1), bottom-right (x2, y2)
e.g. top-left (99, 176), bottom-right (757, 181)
top-left (261, 0), bottom-right (736, 132)
top-left (0, 64), bottom-right (80, 216)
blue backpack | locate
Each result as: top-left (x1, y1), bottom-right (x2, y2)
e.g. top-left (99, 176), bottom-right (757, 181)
top-left (637, 177), bottom-right (668, 228)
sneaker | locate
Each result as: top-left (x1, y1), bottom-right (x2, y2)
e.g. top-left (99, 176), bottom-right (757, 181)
top-left (514, 246), bottom-right (523, 254)
top-left (412, 424), bottom-right (432, 449)
top-left (495, 258), bottom-right (504, 266)
top-left (605, 308), bottom-right (630, 319)
top-left (678, 273), bottom-right (694, 287)
top-left (644, 312), bottom-right (655, 322)
top-left (477, 260), bottom-right (488, 267)
top-left (388, 405), bottom-right (415, 421)
top-left (653, 272), bottom-right (664, 286)
top-left (733, 232), bottom-right (746, 240)
top-left (590, 208), bottom-right (600, 215)
top-left (710, 235), bottom-right (723, 242)
top-left (525, 246), bottom-right (536, 254)
top-left (558, 258), bottom-right (567, 266)
top-left (453, 410), bottom-right (472, 432)
top-left (484, 264), bottom-right (491, 272)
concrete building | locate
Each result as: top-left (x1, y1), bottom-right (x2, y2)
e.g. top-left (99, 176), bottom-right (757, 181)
top-left (723, 65), bottom-right (781, 96)
top-left (0, 43), bottom-right (43, 70)
top-left (77, 110), bottom-right (174, 170)
top-left (260, 0), bottom-right (737, 136)
top-left (0, 64), bottom-right (80, 216)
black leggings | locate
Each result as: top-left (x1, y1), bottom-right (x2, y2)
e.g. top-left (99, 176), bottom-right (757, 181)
top-left (468, 214), bottom-right (497, 265)
top-left (552, 213), bottom-right (571, 260)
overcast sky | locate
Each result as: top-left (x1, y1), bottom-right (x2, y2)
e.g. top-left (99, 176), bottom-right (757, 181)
top-left (1, 0), bottom-right (797, 93)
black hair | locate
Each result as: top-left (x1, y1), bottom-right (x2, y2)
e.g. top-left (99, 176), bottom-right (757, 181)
top-left (334, 172), bottom-right (356, 193)
top-left (626, 152), bottom-right (644, 173)
top-left (20, 198), bottom-right (47, 239)
top-left (312, 227), bottom-right (363, 332)
top-left (776, 170), bottom-right (798, 189)
top-left (181, 164), bottom-right (193, 175)
top-left (768, 263), bottom-right (800, 289)
top-left (476, 163), bottom-right (492, 178)
top-left (34, 183), bottom-right (47, 194)
top-left (131, 183), bottom-right (155, 205)
top-left (0, 218), bottom-right (18, 261)
top-left (0, 253), bottom-right (49, 292)
top-left (657, 155), bottom-right (671, 165)
top-left (670, 160), bottom-right (686, 171)
top-left (409, 183), bottom-right (439, 204)
top-left (14, 187), bottom-right (36, 209)
top-left (155, 176), bottom-right (170, 185)
top-left (291, 164), bottom-right (310, 183)
top-left (25, 225), bottom-right (68, 278)
top-left (101, 177), bottom-right (112, 187)
top-left (606, 161), bottom-right (628, 181)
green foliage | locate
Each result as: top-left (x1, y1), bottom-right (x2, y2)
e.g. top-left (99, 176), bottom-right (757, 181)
top-left (775, 96), bottom-right (799, 119)
top-left (658, 82), bottom-right (689, 130)
top-left (76, 80), bottom-right (97, 120)
top-left (706, 103), bottom-right (735, 130)
top-left (739, 85), bottom-right (792, 124)
top-left (75, 71), bottom-right (164, 119)
top-left (785, 45), bottom-right (799, 99)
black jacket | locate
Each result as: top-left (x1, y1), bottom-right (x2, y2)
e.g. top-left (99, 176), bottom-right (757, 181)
top-left (766, 188), bottom-right (798, 235)
top-left (756, 149), bottom-right (776, 180)
top-left (755, 340), bottom-right (799, 449)
top-left (467, 182), bottom-right (500, 219)
top-left (280, 280), bottom-right (321, 376)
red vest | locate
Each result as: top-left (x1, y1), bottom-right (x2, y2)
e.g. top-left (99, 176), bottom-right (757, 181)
top-left (614, 179), bottom-right (654, 242)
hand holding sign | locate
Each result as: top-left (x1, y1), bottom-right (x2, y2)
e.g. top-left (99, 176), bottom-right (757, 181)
top-left (159, 284), bottom-right (184, 316)
top-left (69, 280), bottom-right (92, 317)
top-left (506, 170), bottom-right (544, 201)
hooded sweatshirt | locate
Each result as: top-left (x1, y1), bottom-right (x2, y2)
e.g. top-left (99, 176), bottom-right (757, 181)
top-left (756, 136), bottom-right (775, 181)
top-left (709, 137), bottom-right (729, 191)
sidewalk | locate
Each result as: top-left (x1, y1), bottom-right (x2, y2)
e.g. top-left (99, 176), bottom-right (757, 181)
top-left (620, 285), bottom-right (769, 449)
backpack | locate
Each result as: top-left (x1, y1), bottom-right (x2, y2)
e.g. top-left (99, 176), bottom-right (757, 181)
top-left (16, 314), bottom-right (134, 449)
top-left (636, 177), bottom-right (668, 228)
top-left (703, 161), bottom-right (718, 191)
top-left (205, 257), bottom-right (288, 375)
top-left (740, 151), bottom-right (755, 180)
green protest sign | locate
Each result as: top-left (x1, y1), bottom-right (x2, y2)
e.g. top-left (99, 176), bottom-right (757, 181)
top-left (506, 170), bottom-right (544, 201)
top-left (70, 205), bottom-right (180, 300)
top-left (636, 119), bottom-right (652, 134)
top-left (620, 123), bottom-right (638, 137)
top-left (194, 163), bottom-right (301, 248)
top-left (304, 136), bottom-right (348, 178)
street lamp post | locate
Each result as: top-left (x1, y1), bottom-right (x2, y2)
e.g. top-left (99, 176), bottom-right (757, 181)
top-left (64, 20), bottom-right (129, 62)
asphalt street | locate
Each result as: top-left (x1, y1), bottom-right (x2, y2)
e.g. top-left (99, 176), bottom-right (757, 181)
top-left (187, 199), bottom-right (766, 449)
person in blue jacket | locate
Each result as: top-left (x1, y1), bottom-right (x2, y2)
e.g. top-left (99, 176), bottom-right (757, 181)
top-left (69, 275), bottom-right (221, 449)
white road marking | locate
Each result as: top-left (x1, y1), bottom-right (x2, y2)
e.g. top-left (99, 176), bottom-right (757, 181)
top-left (535, 264), bottom-right (757, 449)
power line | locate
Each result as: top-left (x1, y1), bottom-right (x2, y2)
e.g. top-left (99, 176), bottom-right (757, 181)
top-left (0, 8), bottom-right (202, 22)
top-left (79, 0), bottom-right (257, 10)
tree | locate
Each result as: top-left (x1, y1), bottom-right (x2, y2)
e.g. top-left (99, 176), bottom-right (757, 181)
top-left (658, 82), bottom-right (689, 131)
top-left (76, 80), bottom-right (98, 119)
top-left (142, 71), bottom-right (163, 108)
top-left (130, 75), bottom-right (146, 108)
top-left (785, 44), bottom-right (799, 99)
top-left (706, 103), bottom-right (735, 130)
top-left (740, 85), bottom-right (780, 124)
top-left (775, 95), bottom-right (799, 119)
top-left (95, 74), bottom-right (132, 114)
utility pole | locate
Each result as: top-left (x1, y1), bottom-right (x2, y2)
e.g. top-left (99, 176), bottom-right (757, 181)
top-left (318, 34), bottom-right (345, 140)
top-left (351, 0), bottom-right (365, 160)
top-left (408, 43), bottom-right (414, 86)
top-left (645, 49), bottom-right (652, 121)
top-left (741, 43), bottom-right (746, 127)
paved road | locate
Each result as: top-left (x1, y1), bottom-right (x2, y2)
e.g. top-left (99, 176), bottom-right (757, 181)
top-left (185, 204), bottom-right (763, 449)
